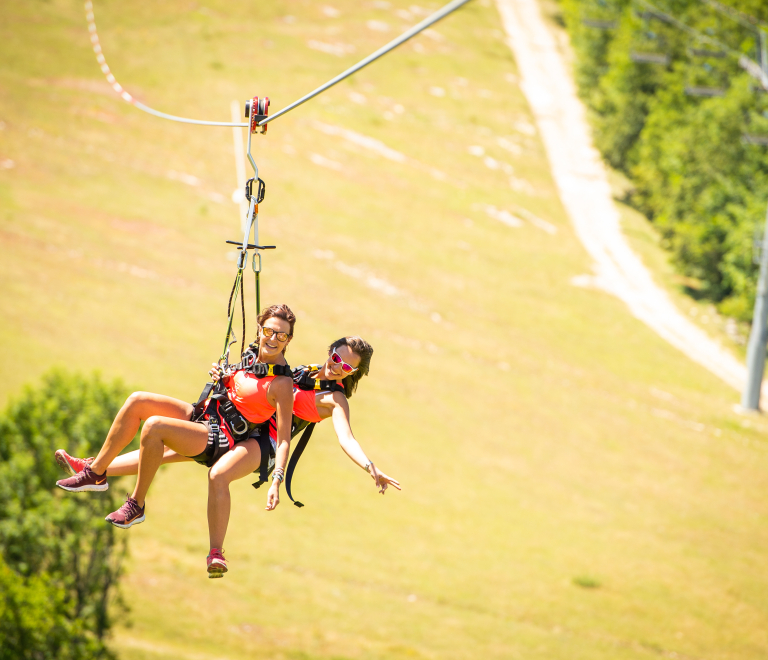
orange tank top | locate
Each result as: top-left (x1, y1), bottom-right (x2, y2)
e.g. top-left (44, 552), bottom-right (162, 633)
top-left (225, 370), bottom-right (276, 423)
top-left (292, 388), bottom-right (324, 423)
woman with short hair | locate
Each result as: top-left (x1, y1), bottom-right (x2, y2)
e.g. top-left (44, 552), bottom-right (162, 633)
top-left (56, 304), bottom-right (297, 539)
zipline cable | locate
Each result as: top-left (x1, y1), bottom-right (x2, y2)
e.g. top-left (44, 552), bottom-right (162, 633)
top-left (84, 0), bottom-right (474, 128)
top-left (84, 1), bottom-right (248, 127)
top-left (258, 0), bottom-right (474, 126)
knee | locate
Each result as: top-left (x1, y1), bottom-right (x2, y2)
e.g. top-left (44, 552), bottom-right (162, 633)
top-left (208, 465), bottom-right (231, 489)
top-left (140, 416), bottom-right (163, 444)
top-left (125, 391), bottom-right (150, 414)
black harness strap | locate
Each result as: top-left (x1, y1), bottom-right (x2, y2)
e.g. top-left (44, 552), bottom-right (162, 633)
top-left (292, 366), bottom-right (346, 395)
top-left (251, 425), bottom-right (274, 487)
top-left (229, 346), bottom-right (292, 378)
top-left (250, 366), bottom-right (346, 506)
top-left (273, 367), bottom-right (345, 507)
top-left (284, 422), bottom-right (315, 508)
top-left (192, 382), bottom-right (214, 419)
top-left (190, 355), bottom-right (292, 463)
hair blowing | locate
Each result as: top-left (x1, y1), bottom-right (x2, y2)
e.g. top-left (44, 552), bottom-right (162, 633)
top-left (328, 336), bottom-right (373, 399)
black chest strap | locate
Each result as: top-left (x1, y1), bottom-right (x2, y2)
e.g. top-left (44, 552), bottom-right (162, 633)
top-left (230, 348), bottom-right (291, 378)
top-left (292, 366), bottom-right (346, 395)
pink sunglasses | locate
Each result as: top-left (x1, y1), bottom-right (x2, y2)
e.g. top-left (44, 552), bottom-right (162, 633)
top-left (331, 350), bottom-right (358, 374)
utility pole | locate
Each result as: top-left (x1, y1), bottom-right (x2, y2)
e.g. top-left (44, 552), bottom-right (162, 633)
top-left (741, 28), bottom-right (768, 411)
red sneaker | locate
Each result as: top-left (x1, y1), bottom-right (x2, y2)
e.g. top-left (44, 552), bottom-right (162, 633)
top-left (207, 548), bottom-right (227, 578)
top-left (56, 465), bottom-right (108, 492)
top-left (54, 449), bottom-right (93, 477)
top-left (105, 496), bottom-right (145, 529)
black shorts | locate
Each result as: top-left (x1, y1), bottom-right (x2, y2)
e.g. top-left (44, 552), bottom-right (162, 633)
top-left (190, 419), bottom-right (273, 469)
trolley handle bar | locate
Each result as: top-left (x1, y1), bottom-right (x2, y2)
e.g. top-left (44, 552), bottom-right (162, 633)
top-left (226, 240), bottom-right (276, 250)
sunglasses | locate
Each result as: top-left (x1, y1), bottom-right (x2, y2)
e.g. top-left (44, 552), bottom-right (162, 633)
top-left (331, 349), bottom-right (358, 374)
top-left (260, 326), bottom-right (291, 342)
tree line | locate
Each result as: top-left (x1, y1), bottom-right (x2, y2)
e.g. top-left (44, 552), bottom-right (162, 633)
top-left (0, 372), bottom-right (132, 659)
top-left (560, 0), bottom-right (768, 320)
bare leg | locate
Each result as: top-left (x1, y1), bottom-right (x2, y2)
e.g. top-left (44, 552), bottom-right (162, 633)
top-left (207, 440), bottom-right (263, 550)
top-left (90, 392), bottom-right (193, 475)
top-left (106, 447), bottom-right (193, 477)
top-left (130, 417), bottom-right (209, 507)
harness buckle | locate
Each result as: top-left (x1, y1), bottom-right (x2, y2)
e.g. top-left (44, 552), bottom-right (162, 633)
top-left (230, 417), bottom-right (249, 436)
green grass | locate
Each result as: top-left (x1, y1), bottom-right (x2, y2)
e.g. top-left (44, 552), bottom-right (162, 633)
top-left (2, 0), bottom-right (768, 658)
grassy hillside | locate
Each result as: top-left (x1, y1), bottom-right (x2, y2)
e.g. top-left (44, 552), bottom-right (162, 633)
top-left (2, 0), bottom-right (767, 658)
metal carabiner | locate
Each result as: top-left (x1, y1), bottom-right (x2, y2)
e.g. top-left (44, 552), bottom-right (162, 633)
top-left (252, 251), bottom-right (262, 273)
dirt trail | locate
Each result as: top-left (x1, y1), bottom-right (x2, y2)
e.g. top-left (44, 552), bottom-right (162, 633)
top-left (495, 0), bottom-right (750, 394)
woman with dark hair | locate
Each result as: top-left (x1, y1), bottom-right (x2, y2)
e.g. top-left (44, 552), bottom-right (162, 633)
top-left (204, 335), bottom-right (400, 577)
top-left (56, 305), bottom-right (297, 544)
top-left (284, 336), bottom-right (397, 486)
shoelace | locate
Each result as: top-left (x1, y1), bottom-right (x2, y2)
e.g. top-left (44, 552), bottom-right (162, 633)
top-left (121, 496), bottom-right (139, 514)
top-left (75, 466), bottom-right (92, 482)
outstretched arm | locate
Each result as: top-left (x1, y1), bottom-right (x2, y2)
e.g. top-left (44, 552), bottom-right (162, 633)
top-left (328, 394), bottom-right (401, 494)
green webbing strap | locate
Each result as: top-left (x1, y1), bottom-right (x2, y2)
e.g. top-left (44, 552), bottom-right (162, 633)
top-left (255, 271), bottom-right (260, 321)
top-left (253, 249), bottom-right (262, 327)
top-left (220, 269), bottom-right (244, 362)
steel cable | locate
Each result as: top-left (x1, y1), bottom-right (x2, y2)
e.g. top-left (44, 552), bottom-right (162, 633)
top-left (84, 0), bottom-right (473, 128)
top-left (258, 0), bottom-right (474, 126)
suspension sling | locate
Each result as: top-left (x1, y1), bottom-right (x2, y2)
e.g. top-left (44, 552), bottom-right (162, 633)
top-left (189, 97), bottom-right (282, 468)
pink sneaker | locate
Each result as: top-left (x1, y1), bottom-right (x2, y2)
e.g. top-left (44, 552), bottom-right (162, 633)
top-left (207, 548), bottom-right (227, 578)
top-left (105, 496), bottom-right (145, 529)
top-left (54, 449), bottom-right (93, 477)
top-left (56, 465), bottom-right (108, 492)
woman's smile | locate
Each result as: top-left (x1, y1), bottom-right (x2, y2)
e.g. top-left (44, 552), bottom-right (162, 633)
top-left (258, 319), bottom-right (292, 357)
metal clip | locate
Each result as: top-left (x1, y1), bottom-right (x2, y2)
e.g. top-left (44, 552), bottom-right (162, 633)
top-left (245, 177), bottom-right (266, 203)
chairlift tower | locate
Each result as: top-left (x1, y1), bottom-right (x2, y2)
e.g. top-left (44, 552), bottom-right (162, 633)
top-left (741, 28), bottom-right (768, 411)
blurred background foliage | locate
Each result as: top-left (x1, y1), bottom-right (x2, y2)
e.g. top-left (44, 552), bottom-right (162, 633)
top-left (560, 0), bottom-right (768, 320)
top-left (0, 372), bottom-right (133, 659)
